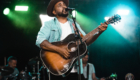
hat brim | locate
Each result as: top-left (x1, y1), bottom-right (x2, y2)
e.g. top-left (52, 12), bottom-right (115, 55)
top-left (47, 0), bottom-right (69, 17)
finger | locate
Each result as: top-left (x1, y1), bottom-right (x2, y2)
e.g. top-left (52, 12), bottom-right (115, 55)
top-left (66, 50), bottom-right (70, 55)
top-left (66, 52), bottom-right (70, 58)
top-left (103, 28), bottom-right (107, 31)
top-left (62, 52), bottom-right (68, 59)
top-left (101, 23), bottom-right (107, 28)
top-left (64, 55), bottom-right (68, 59)
top-left (101, 23), bottom-right (103, 25)
top-left (66, 52), bottom-right (70, 57)
top-left (64, 51), bottom-right (69, 58)
top-left (64, 54), bottom-right (69, 58)
top-left (103, 24), bottom-right (107, 28)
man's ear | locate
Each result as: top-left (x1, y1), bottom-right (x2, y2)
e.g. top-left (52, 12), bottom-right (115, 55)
top-left (52, 10), bottom-right (56, 16)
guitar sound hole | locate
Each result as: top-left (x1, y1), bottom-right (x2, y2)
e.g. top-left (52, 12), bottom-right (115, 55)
top-left (67, 42), bottom-right (77, 52)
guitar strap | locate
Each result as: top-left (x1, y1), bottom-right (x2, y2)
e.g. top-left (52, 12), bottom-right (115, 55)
top-left (87, 64), bottom-right (89, 80)
top-left (72, 23), bottom-right (84, 37)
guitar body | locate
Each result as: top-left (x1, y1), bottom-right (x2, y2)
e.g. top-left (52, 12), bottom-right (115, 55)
top-left (40, 34), bottom-right (87, 76)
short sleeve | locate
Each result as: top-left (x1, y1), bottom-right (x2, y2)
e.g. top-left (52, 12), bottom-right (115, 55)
top-left (35, 21), bottom-right (51, 48)
top-left (90, 64), bottom-right (95, 73)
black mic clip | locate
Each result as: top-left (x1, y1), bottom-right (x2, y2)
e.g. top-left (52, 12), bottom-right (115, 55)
top-left (65, 7), bottom-right (75, 11)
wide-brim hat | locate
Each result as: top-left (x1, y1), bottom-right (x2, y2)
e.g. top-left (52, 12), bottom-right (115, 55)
top-left (47, 0), bottom-right (69, 17)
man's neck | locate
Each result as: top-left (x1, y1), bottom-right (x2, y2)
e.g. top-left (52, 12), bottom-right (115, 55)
top-left (83, 63), bottom-right (87, 68)
top-left (56, 16), bottom-right (68, 23)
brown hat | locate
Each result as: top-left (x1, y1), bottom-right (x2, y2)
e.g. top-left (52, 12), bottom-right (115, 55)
top-left (47, 0), bottom-right (69, 17)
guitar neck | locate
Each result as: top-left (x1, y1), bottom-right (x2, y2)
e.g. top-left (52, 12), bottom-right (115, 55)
top-left (77, 14), bottom-right (121, 45)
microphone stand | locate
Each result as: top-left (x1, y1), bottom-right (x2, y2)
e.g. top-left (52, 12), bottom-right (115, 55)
top-left (71, 10), bottom-right (83, 80)
top-left (37, 61), bottom-right (40, 80)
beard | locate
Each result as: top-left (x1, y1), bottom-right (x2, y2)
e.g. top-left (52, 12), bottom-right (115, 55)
top-left (57, 13), bottom-right (68, 17)
top-left (56, 9), bottom-right (68, 17)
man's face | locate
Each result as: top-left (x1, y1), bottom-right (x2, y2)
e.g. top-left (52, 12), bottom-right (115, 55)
top-left (52, 1), bottom-right (68, 17)
top-left (82, 55), bottom-right (89, 64)
top-left (8, 60), bottom-right (17, 69)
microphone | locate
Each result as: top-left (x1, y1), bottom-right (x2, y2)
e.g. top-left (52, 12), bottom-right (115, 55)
top-left (65, 7), bottom-right (75, 11)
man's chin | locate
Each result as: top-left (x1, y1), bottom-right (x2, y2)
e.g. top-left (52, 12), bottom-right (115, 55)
top-left (58, 13), bottom-right (68, 17)
top-left (62, 14), bottom-right (68, 17)
top-left (12, 67), bottom-right (16, 69)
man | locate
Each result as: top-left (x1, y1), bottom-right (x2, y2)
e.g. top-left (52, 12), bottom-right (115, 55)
top-left (82, 54), bottom-right (105, 80)
top-left (0, 56), bottom-right (19, 80)
top-left (36, 0), bottom-right (108, 80)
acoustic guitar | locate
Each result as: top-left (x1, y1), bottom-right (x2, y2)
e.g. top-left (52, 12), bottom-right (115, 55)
top-left (40, 14), bottom-right (121, 76)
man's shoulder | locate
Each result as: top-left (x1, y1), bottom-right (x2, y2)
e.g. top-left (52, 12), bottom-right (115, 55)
top-left (42, 19), bottom-right (55, 28)
top-left (44, 19), bottom-right (54, 24)
top-left (88, 63), bottom-right (95, 70)
top-left (14, 68), bottom-right (19, 73)
top-left (88, 63), bottom-right (94, 66)
top-left (14, 68), bottom-right (19, 71)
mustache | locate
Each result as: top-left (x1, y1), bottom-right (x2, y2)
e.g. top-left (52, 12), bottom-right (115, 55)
top-left (62, 8), bottom-right (67, 12)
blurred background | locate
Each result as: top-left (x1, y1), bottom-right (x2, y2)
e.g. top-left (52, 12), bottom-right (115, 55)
top-left (0, 0), bottom-right (140, 80)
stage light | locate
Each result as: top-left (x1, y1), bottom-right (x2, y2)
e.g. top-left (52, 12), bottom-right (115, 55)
top-left (117, 10), bottom-right (129, 15)
top-left (104, 17), bottom-right (110, 21)
top-left (75, 11), bottom-right (95, 32)
top-left (15, 6), bottom-right (28, 11)
top-left (39, 14), bottom-right (54, 25)
top-left (3, 8), bottom-right (10, 15)
top-left (72, 10), bottom-right (77, 18)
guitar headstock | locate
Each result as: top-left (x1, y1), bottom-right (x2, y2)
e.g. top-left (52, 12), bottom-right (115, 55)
top-left (106, 14), bottom-right (121, 24)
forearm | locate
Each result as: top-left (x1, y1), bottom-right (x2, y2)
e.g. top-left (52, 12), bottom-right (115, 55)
top-left (85, 27), bottom-right (103, 46)
top-left (40, 40), bottom-right (60, 52)
top-left (85, 22), bottom-right (108, 45)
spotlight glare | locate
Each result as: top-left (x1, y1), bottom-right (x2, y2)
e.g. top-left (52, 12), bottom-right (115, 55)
top-left (15, 6), bottom-right (28, 11)
top-left (117, 10), bottom-right (129, 15)
top-left (39, 14), bottom-right (55, 25)
top-left (104, 17), bottom-right (110, 21)
top-left (3, 8), bottom-right (10, 15)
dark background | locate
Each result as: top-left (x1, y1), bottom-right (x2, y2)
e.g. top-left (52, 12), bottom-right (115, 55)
top-left (0, 0), bottom-right (140, 80)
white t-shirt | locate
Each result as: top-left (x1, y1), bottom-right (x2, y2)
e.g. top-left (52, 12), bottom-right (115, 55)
top-left (59, 21), bottom-right (72, 40)
top-left (59, 21), bottom-right (77, 73)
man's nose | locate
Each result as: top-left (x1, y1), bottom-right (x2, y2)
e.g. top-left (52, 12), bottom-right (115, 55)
top-left (63, 5), bottom-right (67, 8)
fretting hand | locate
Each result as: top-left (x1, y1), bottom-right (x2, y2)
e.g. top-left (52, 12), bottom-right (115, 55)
top-left (98, 23), bottom-right (108, 32)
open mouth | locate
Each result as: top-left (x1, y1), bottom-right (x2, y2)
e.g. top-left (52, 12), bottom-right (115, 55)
top-left (62, 9), bottom-right (68, 13)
